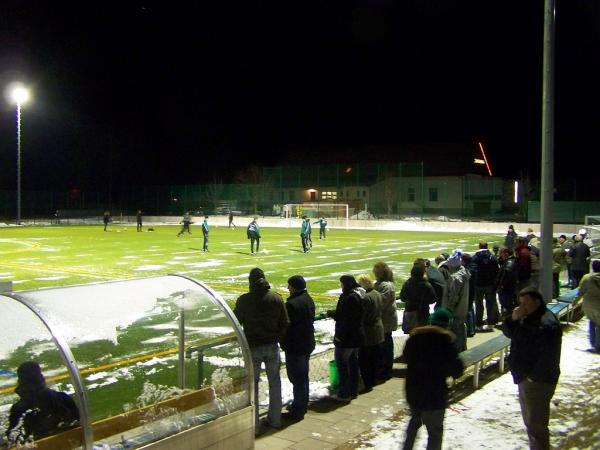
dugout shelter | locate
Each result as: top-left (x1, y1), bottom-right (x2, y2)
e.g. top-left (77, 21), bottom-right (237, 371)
top-left (0, 276), bottom-right (253, 450)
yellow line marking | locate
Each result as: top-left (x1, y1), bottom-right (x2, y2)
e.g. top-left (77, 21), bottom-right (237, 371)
top-left (0, 334), bottom-right (237, 395)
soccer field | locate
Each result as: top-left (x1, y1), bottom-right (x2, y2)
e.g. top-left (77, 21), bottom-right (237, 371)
top-left (1, 224), bottom-right (506, 434)
top-left (0, 224), bottom-right (504, 311)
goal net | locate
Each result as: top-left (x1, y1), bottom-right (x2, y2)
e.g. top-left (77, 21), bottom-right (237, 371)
top-left (282, 203), bottom-right (349, 228)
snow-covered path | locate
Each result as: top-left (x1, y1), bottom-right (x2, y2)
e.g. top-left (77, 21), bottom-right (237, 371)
top-left (353, 318), bottom-right (600, 450)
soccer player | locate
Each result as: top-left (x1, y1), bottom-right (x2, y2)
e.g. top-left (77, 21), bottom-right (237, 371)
top-left (177, 212), bottom-right (192, 237)
top-left (103, 211), bottom-right (110, 231)
top-left (201, 216), bottom-right (209, 252)
top-left (247, 217), bottom-right (261, 254)
top-left (300, 216), bottom-right (310, 253)
top-left (136, 210), bottom-right (143, 232)
top-left (314, 217), bottom-right (327, 239)
top-left (228, 211), bottom-right (236, 228)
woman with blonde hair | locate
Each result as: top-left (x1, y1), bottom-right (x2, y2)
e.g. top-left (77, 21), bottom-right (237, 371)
top-left (357, 274), bottom-right (384, 392)
top-left (373, 261), bottom-right (397, 381)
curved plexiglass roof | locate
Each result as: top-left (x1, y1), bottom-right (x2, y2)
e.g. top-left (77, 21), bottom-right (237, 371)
top-left (0, 275), bottom-right (252, 450)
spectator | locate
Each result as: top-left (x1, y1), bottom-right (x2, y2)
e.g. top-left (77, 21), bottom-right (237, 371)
top-left (552, 238), bottom-right (567, 299)
top-left (420, 258), bottom-right (447, 310)
top-left (280, 275), bottom-right (315, 421)
top-left (399, 265), bottom-right (437, 334)
top-left (515, 237), bottom-right (532, 292)
top-left (579, 260), bottom-right (600, 353)
top-left (460, 252), bottom-right (478, 337)
top-left (525, 227), bottom-right (536, 243)
top-left (357, 275), bottom-right (384, 393)
top-left (401, 308), bottom-right (464, 450)
top-left (472, 240), bottom-right (500, 331)
top-left (443, 250), bottom-right (470, 352)
top-left (504, 224), bottom-right (518, 253)
top-left (502, 287), bottom-right (562, 450)
top-left (373, 262), bottom-right (398, 381)
top-left (496, 247), bottom-right (519, 318)
top-left (234, 268), bottom-right (290, 434)
top-left (327, 275), bottom-right (365, 402)
top-left (558, 234), bottom-right (573, 288)
top-left (568, 234), bottom-right (591, 288)
top-left (6, 361), bottom-right (79, 444)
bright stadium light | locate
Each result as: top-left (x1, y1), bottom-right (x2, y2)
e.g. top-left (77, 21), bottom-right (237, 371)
top-left (514, 180), bottom-right (519, 204)
top-left (7, 83), bottom-right (31, 224)
top-left (10, 85), bottom-right (30, 105)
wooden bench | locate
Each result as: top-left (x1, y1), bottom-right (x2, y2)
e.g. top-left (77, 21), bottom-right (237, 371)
top-left (19, 386), bottom-right (218, 450)
top-left (459, 334), bottom-right (511, 389)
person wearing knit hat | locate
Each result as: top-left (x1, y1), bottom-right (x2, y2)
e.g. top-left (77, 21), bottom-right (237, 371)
top-left (7, 361), bottom-right (80, 443)
top-left (401, 307), bottom-right (464, 450)
top-left (429, 307), bottom-right (453, 327)
top-left (327, 275), bottom-right (365, 402)
top-left (280, 275), bottom-right (315, 421)
top-left (234, 268), bottom-right (290, 434)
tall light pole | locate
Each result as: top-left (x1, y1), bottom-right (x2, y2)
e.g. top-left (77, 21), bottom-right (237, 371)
top-left (9, 84), bottom-right (30, 225)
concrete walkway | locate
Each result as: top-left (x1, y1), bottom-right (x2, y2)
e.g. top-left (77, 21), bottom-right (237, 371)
top-left (256, 329), bottom-right (505, 450)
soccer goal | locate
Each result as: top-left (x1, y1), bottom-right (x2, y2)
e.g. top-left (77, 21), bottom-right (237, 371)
top-left (283, 203), bottom-right (349, 228)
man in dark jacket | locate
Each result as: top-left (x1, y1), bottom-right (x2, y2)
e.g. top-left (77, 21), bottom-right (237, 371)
top-left (7, 361), bottom-right (79, 444)
top-left (502, 287), bottom-right (562, 450)
top-left (399, 265), bottom-right (437, 333)
top-left (401, 308), bottom-right (464, 450)
top-left (327, 275), bottom-right (365, 402)
top-left (247, 217), bottom-right (261, 254)
top-left (234, 268), bottom-right (290, 433)
top-left (136, 210), bottom-right (143, 232)
top-left (472, 240), bottom-right (500, 331)
top-left (568, 235), bottom-right (591, 287)
top-left (280, 275), bottom-right (315, 421)
top-left (496, 247), bottom-right (519, 318)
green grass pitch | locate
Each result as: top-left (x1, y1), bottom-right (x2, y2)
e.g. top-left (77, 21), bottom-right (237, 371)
top-left (0, 224), bottom-right (504, 311)
top-left (0, 224), bottom-right (504, 427)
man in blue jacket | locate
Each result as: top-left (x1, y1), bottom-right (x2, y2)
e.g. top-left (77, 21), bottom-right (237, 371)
top-left (502, 287), bottom-right (562, 450)
top-left (247, 217), bottom-right (261, 255)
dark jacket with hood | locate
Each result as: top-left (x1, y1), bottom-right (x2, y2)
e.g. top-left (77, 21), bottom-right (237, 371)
top-left (497, 255), bottom-right (518, 292)
top-left (403, 325), bottom-right (464, 410)
top-left (502, 304), bottom-right (562, 384)
top-left (234, 279), bottom-right (290, 348)
top-left (331, 289), bottom-right (365, 348)
top-left (280, 289), bottom-right (316, 355)
top-left (8, 384), bottom-right (79, 441)
top-left (399, 277), bottom-right (437, 324)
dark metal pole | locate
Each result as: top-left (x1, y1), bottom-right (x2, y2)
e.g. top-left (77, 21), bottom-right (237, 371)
top-left (540, 0), bottom-right (556, 302)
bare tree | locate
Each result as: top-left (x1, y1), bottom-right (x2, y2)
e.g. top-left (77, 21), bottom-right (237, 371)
top-left (235, 165), bottom-right (270, 214)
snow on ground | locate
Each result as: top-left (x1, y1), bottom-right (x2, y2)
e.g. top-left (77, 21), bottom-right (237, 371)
top-left (353, 319), bottom-right (600, 450)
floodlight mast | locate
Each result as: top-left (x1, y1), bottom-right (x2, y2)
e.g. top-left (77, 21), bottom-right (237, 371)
top-left (9, 84), bottom-right (30, 225)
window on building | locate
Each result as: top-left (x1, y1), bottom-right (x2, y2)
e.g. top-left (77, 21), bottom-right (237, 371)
top-left (321, 191), bottom-right (338, 200)
top-left (363, 190), bottom-right (366, 197)
top-left (407, 187), bottom-right (415, 202)
top-left (340, 191), bottom-right (344, 198)
top-left (356, 190), bottom-right (360, 197)
top-left (289, 191), bottom-right (294, 200)
top-left (429, 188), bottom-right (438, 202)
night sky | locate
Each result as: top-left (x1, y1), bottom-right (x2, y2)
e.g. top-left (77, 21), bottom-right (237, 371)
top-left (1, 1), bottom-right (598, 192)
